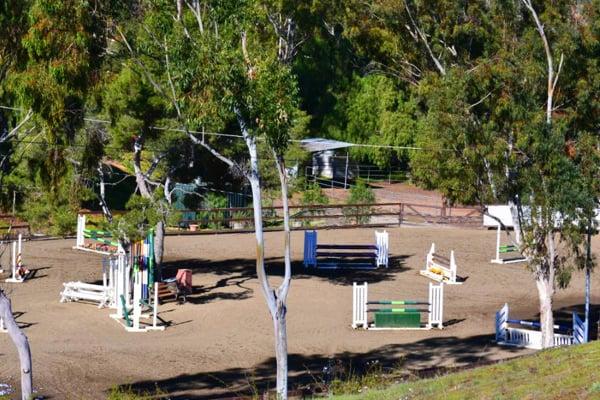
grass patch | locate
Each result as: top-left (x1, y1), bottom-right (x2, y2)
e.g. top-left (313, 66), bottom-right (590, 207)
top-left (332, 340), bottom-right (600, 399)
top-left (106, 386), bottom-right (164, 400)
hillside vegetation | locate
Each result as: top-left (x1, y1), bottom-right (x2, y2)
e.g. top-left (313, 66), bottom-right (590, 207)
top-left (335, 341), bottom-right (600, 399)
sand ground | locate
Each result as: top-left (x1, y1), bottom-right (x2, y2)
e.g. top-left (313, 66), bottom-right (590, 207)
top-left (1, 225), bottom-right (599, 399)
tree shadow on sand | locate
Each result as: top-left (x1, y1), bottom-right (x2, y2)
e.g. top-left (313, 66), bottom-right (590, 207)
top-left (115, 331), bottom-right (529, 399)
top-left (158, 254), bottom-right (413, 305)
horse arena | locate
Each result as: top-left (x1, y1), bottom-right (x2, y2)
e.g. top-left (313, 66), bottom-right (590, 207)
top-left (1, 225), bottom-right (599, 398)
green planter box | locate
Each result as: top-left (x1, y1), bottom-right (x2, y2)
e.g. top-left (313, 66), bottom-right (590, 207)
top-left (374, 312), bottom-right (421, 328)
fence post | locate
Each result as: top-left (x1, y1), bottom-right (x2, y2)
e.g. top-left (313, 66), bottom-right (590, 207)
top-left (399, 203), bottom-right (404, 226)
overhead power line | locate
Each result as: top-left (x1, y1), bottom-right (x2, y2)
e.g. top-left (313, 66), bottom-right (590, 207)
top-left (0, 104), bottom-right (449, 152)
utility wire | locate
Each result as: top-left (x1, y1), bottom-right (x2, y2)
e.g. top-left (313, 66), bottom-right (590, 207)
top-left (0, 104), bottom-right (448, 152)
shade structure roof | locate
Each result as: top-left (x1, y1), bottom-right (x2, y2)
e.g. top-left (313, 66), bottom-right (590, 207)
top-left (299, 138), bottom-right (354, 153)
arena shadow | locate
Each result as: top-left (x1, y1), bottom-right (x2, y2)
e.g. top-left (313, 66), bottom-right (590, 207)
top-left (115, 332), bottom-right (527, 399)
top-left (529, 303), bottom-right (600, 341)
top-left (160, 254), bottom-right (412, 302)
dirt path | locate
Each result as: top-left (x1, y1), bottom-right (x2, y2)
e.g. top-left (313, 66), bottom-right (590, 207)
top-left (1, 226), bottom-right (599, 399)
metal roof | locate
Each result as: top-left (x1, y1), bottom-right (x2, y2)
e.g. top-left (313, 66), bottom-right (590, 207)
top-left (299, 138), bottom-right (354, 152)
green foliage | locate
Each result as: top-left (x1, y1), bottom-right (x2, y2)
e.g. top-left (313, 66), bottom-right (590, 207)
top-left (108, 195), bottom-right (162, 243)
top-left (20, 182), bottom-right (79, 235)
top-left (344, 181), bottom-right (375, 224)
top-left (198, 193), bottom-right (228, 229)
top-left (299, 182), bottom-right (329, 226)
top-left (301, 183), bottom-right (329, 206)
top-left (342, 74), bottom-right (417, 167)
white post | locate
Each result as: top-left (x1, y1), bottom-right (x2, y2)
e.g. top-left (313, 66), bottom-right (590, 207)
top-left (352, 282), bottom-right (368, 329)
top-left (146, 282), bottom-right (165, 331)
top-left (76, 214), bottom-right (85, 248)
top-left (131, 271), bottom-right (142, 331)
top-left (428, 243), bottom-right (435, 266)
top-left (496, 225), bottom-right (501, 262)
top-left (375, 230), bottom-right (389, 268)
top-left (12, 241), bottom-right (16, 279)
top-left (152, 282), bottom-right (159, 328)
top-left (5, 241), bottom-right (20, 282)
top-left (125, 259), bottom-right (131, 308)
top-left (449, 251), bottom-right (457, 283)
top-left (427, 282), bottom-right (444, 329)
top-left (0, 316), bottom-right (5, 332)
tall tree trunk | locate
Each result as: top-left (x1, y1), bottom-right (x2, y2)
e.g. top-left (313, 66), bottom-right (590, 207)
top-left (0, 290), bottom-right (32, 399)
top-left (273, 154), bottom-right (292, 398)
top-left (98, 163), bottom-right (113, 223)
top-left (154, 220), bottom-right (165, 268)
top-left (237, 110), bottom-right (288, 398)
top-left (536, 273), bottom-right (555, 348)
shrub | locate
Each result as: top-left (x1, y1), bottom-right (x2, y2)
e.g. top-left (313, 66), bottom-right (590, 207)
top-left (198, 192), bottom-right (228, 229)
top-left (300, 183), bottom-right (329, 226)
top-left (343, 181), bottom-right (375, 224)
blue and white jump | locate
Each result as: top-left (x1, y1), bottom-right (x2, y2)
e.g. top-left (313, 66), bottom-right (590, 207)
top-left (303, 230), bottom-right (389, 270)
top-left (495, 303), bottom-right (587, 349)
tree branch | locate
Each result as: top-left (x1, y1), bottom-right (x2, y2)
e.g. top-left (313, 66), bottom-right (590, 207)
top-left (404, 1), bottom-right (446, 76)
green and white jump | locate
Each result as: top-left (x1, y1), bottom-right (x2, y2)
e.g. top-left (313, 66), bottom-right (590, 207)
top-left (491, 225), bottom-right (526, 264)
top-left (352, 282), bottom-right (444, 330)
top-left (73, 214), bottom-right (124, 255)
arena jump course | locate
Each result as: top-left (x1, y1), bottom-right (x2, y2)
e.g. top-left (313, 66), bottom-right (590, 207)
top-left (495, 303), bottom-right (587, 349)
top-left (352, 282), bottom-right (443, 330)
top-left (73, 214), bottom-right (124, 255)
top-left (304, 230), bottom-right (388, 269)
top-left (420, 243), bottom-right (463, 284)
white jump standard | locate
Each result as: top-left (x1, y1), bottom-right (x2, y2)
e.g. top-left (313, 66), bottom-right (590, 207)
top-left (5, 234), bottom-right (30, 283)
top-left (491, 225), bottom-right (527, 264)
top-left (352, 282), bottom-right (444, 330)
top-left (420, 243), bottom-right (462, 284)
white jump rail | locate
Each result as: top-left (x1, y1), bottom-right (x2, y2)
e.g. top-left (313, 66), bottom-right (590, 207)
top-left (60, 255), bottom-right (124, 309)
top-left (352, 282), bottom-right (444, 330)
top-left (61, 252), bottom-right (164, 333)
top-left (419, 243), bottom-right (462, 285)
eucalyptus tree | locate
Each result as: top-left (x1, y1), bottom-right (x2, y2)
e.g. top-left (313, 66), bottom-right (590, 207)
top-left (105, 1), bottom-right (301, 396)
top-left (350, 0), bottom-right (600, 347)
top-left (0, 289), bottom-right (32, 400)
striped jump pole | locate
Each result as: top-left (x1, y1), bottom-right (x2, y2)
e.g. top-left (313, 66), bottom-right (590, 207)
top-left (367, 300), bottom-right (429, 305)
top-left (507, 319), bottom-right (571, 331)
top-left (367, 308), bottom-right (428, 313)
